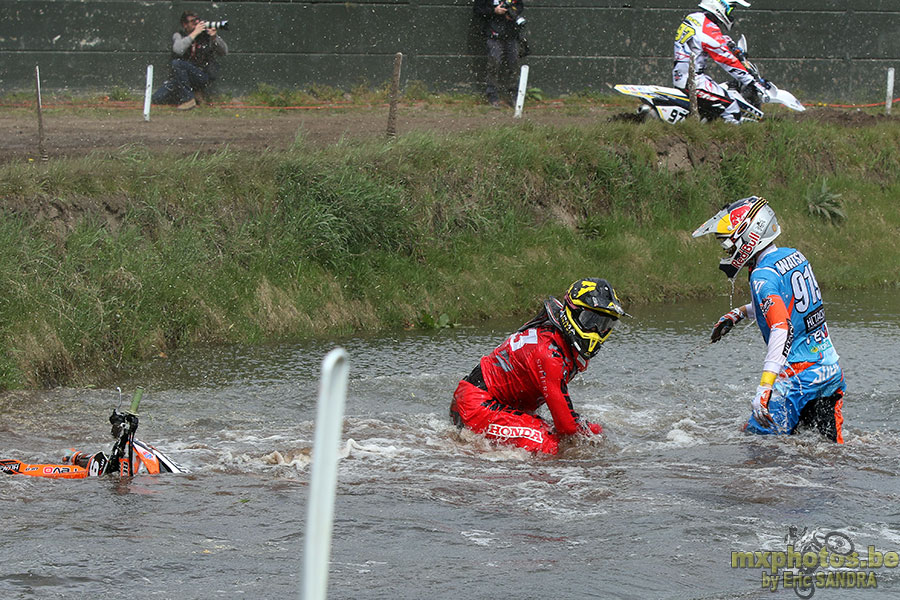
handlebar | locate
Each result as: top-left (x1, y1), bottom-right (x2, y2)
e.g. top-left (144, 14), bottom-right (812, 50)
top-left (106, 387), bottom-right (144, 475)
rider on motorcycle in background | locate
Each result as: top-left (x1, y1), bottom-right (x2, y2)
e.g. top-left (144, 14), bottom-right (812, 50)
top-left (673, 0), bottom-right (767, 124)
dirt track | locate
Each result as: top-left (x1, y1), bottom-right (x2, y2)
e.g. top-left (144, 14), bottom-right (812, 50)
top-left (0, 103), bottom-right (616, 163)
top-left (0, 102), bottom-right (890, 163)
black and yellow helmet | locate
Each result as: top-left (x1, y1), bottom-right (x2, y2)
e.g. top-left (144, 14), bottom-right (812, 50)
top-left (560, 278), bottom-right (627, 359)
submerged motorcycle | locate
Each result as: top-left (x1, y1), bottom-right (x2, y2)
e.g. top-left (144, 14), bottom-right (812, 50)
top-left (615, 36), bottom-right (805, 123)
top-left (0, 388), bottom-right (185, 479)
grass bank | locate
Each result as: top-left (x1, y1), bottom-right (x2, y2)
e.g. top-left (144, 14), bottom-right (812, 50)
top-left (1, 116), bottom-right (899, 389)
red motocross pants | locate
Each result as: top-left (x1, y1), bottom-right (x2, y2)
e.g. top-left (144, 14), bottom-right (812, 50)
top-left (450, 379), bottom-right (560, 454)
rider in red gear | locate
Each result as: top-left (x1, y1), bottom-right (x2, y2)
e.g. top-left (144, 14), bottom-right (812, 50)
top-left (673, 0), bottom-right (759, 124)
top-left (450, 278), bottom-right (627, 454)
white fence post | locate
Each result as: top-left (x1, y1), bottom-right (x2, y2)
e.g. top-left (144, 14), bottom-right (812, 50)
top-left (302, 348), bottom-right (349, 600)
top-left (514, 64), bottom-right (529, 118)
top-left (143, 65), bottom-right (153, 122)
top-left (35, 65), bottom-right (48, 161)
top-left (887, 67), bottom-right (895, 116)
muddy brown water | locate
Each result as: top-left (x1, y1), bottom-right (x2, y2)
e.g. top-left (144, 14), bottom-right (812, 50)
top-left (2, 289), bottom-right (899, 599)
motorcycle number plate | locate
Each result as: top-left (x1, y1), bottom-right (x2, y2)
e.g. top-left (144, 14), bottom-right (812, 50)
top-left (657, 106), bottom-right (690, 124)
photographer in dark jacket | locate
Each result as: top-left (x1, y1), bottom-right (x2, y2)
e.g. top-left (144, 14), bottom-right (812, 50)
top-left (151, 11), bottom-right (228, 110)
top-left (474, 0), bottom-right (525, 108)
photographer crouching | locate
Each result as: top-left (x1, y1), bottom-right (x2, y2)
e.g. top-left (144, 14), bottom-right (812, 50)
top-left (151, 11), bottom-right (228, 110)
top-left (474, 0), bottom-right (526, 108)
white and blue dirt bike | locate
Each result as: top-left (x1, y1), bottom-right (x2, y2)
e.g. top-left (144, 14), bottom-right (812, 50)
top-left (615, 36), bottom-right (805, 123)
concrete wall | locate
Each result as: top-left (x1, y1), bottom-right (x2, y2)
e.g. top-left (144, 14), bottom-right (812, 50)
top-left (0, 1), bottom-right (897, 102)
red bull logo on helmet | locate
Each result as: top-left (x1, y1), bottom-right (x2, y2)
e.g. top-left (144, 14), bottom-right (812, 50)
top-left (732, 230), bottom-right (760, 268)
top-left (729, 204), bottom-right (751, 228)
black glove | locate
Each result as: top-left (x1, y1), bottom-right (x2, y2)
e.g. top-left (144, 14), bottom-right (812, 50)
top-left (711, 308), bottom-right (744, 343)
top-left (727, 41), bottom-right (745, 61)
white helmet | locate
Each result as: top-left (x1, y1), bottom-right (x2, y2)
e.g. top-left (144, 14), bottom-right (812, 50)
top-left (692, 196), bottom-right (780, 279)
top-left (698, 0), bottom-right (750, 31)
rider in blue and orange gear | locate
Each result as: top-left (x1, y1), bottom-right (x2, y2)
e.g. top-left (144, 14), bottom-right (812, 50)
top-left (693, 196), bottom-right (846, 442)
top-left (450, 278), bottom-right (627, 454)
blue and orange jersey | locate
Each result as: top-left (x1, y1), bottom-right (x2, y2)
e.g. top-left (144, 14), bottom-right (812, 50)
top-left (749, 246), bottom-right (840, 372)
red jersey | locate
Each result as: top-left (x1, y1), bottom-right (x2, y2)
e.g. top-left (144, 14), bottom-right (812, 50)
top-left (673, 11), bottom-right (754, 89)
top-left (479, 325), bottom-right (588, 436)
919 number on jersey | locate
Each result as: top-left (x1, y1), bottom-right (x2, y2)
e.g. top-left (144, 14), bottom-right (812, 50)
top-left (791, 265), bottom-right (822, 313)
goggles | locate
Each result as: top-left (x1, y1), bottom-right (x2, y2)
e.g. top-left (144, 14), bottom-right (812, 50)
top-left (576, 308), bottom-right (617, 337)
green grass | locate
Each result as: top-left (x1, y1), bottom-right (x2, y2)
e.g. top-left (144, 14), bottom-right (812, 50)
top-left (1, 116), bottom-right (899, 389)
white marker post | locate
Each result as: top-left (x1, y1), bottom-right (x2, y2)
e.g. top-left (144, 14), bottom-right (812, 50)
top-left (514, 64), bottom-right (529, 118)
top-left (143, 64), bottom-right (153, 121)
top-left (35, 65), bottom-right (47, 160)
top-left (302, 348), bottom-right (349, 600)
top-left (886, 67), bottom-right (895, 116)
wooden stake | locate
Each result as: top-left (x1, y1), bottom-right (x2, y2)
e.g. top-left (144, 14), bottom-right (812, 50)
top-left (688, 56), bottom-right (699, 121)
top-left (386, 52), bottom-right (403, 138)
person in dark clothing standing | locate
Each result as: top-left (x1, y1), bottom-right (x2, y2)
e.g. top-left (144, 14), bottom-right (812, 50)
top-left (151, 11), bottom-right (228, 110)
top-left (474, 0), bottom-right (525, 107)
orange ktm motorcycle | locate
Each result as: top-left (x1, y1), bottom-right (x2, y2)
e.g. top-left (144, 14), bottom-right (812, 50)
top-left (1, 388), bottom-right (185, 479)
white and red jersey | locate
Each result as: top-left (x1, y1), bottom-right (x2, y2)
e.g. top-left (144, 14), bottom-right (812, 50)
top-left (672, 11), bottom-right (754, 90)
top-left (478, 325), bottom-right (587, 436)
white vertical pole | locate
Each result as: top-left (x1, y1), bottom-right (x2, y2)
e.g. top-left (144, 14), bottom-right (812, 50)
top-left (143, 65), bottom-right (153, 122)
top-left (35, 65), bottom-right (48, 161)
top-left (35, 65), bottom-right (43, 107)
top-left (302, 348), bottom-right (349, 600)
top-left (514, 64), bottom-right (529, 118)
top-left (886, 67), bottom-right (895, 116)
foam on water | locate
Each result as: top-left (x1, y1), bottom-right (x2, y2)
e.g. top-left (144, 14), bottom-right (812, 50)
top-left (261, 449), bottom-right (311, 469)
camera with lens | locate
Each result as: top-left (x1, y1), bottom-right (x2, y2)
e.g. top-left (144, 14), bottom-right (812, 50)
top-left (194, 18), bottom-right (229, 42)
top-left (500, 0), bottom-right (529, 56)
top-left (501, 0), bottom-right (526, 27)
top-left (203, 19), bottom-right (229, 31)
